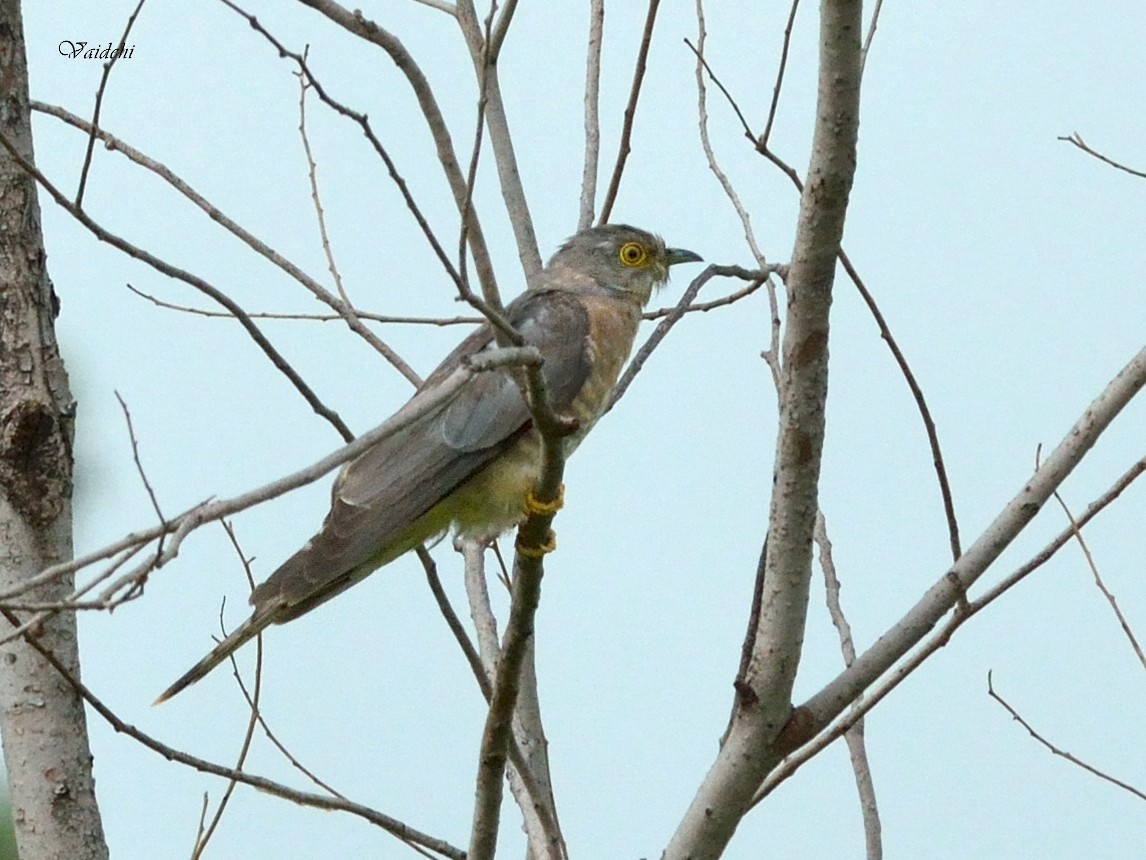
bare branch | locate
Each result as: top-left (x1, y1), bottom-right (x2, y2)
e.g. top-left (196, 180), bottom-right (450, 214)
top-left (456, 0), bottom-right (542, 282)
top-left (296, 71), bottom-right (423, 386)
top-left (0, 608), bottom-right (464, 859)
top-left (688, 6), bottom-right (767, 267)
top-left (270, 0), bottom-right (503, 302)
top-left (488, 0), bottom-right (521, 62)
top-left (126, 283), bottom-right (482, 326)
top-left (816, 513), bottom-right (881, 860)
top-left (761, 0), bottom-right (801, 147)
top-left (778, 381), bottom-right (1146, 791)
top-left (114, 392), bottom-right (165, 528)
top-left (609, 264), bottom-right (777, 412)
top-left (0, 123), bottom-right (356, 443)
top-left (75, 0), bottom-right (146, 208)
top-left (578, 0), bottom-right (605, 230)
top-left (456, 540), bottom-right (566, 859)
top-left (598, 0), bottom-right (662, 224)
top-left (860, 0), bottom-right (885, 75)
top-left (1058, 132), bottom-right (1146, 180)
top-left (988, 672), bottom-right (1146, 803)
top-left (192, 523), bottom-right (262, 859)
top-left (1051, 486), bottom-right (1146, 672)
top-left (753, 454), bottom-right (1146, 805)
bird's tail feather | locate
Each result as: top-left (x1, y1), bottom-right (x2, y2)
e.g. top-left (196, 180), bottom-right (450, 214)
top-left (154, 612), bottom-right (272, 705)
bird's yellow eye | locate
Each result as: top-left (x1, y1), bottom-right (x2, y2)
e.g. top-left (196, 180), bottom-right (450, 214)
top-left (618, 241), bottom-right (648, 267)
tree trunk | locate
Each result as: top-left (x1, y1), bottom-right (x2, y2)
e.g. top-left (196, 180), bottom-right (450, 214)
top-left (0, 2), bottom-right (110, 857)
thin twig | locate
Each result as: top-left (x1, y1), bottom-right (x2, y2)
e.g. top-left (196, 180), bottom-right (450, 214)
top-left (598, 0), bottom-right (662, 224)
top-left (114, 392), bottom-right (165, 529)
top-left (860, 0), bottom-right (885, 75)
top-left (297, 70), bottom-right (422, 386)
top-left (688, 10), bottom-right (767, 267)
top-left (816, 513), bottom-right (882, 860)
top-left (751, 455), bottom-right (1146, 806)
top-left (698, 50), bottom-right (963, 557)
top-left (75, 0), bottom-right (146, 208)
top-left (192, 522), bottom-right (262, 859)
top-left (1058, 133), bottom-right (1146, 180)
top-left (125, 283), bottom-right (481, 326)
top-left (0, 126), bottom-right (355, 442)
top-left (1051, 487), bottom-right (1146, 672)
top-left (609, 265), bottom-right (777, 411)
top-left (988, 672), bottom-right (1146, 803)
top-left (127, 279), bottom-right (762, 326)
top-left (760, 0), bottom-right (800, 146)
top-left (0, 608), bottom-right (464, 859)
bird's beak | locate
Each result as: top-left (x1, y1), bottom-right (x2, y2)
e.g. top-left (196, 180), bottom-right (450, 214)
top-left (666, 247), bottom-right (703, 266)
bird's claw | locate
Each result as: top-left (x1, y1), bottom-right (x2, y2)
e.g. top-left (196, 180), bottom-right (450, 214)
top-left (516, 528), bottom-right (557, 558)
top-left (523, 483), bottom-right (565, 516)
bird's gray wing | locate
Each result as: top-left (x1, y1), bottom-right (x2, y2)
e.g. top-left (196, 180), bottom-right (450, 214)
top-left (249, 288), bottom-right (591, 621)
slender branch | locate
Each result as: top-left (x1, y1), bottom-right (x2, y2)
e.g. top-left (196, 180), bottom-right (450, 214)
top-left (127, 279), bottom-right (762, 326)
top-left (1051, 486), bottom-right (1146, 672)
top-left (860, 0), bottom-right (885, 75)
top-left (598, 0), bottom-right (662, 224)
top-left (753, 453), bottom-right (1146, 805)
top-left (988, 672), bottom-right (1146, 803)
top-left (455, 541), bottom-right (566, 860)
top-left (257, 0), bottom-right (503, 302)
top-left (609, 264), bottom-right (777, 412)
top-left (456, 0), bottom-right (542, 282)
top-left (0, 608), bottom-right (464, 859)
top-left (578, 0), bottom-right (605, 230)
top-left (780, 375), bottom-right (1146, 790)
top-left (75, 0), bottom-right (146, 207)
top-left (838, 250), bottom-right (961, 558)
top-left (688, 9), bottom-right (767, 267)
top-left (816, 513), bottom-right (881, 860)
top-left (296, 71), bottom-right (423, 386)
top-left (1059, 133), bottom-right (1146, 180)
top-left (192, 523), bottom-right (263, 859)
top-left (760, 0), bottom-right (801, 146)
top-left (126, 283), bottom-right (481, 326)
top-left (698, 47), bottom-right (965, 558)
top-left (0, 125), bottom-right (355, 443)
top-left (39, 99), bottom-right (421, 385)
top-left (114, 392), bottom-right (165, 528)
top-left (488, 0), bottom-right (520, 62)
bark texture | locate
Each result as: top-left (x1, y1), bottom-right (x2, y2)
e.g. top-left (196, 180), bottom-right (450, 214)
top-left (0, 2), bottom-right (109, 857)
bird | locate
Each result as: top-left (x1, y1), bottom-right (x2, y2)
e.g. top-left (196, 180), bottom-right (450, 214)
top-left (156, 224), bottom-right (701, 703)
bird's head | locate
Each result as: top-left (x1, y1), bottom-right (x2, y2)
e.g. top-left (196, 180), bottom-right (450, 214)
top-left (544, 224), bottom-right (702, 305)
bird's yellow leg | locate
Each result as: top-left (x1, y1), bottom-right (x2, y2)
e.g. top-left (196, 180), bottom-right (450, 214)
top-left (523, 482), bottom-right (565, 516)
top-left (516, 529), bottom-right (557, 558)
top-left (516, 483), bottom-right (564, 558)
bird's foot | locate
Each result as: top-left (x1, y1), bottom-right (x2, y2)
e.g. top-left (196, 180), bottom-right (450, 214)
top-left (516, 528), bottom-right (557, 558)
top-left (523, 483), bottom-right (565, 516)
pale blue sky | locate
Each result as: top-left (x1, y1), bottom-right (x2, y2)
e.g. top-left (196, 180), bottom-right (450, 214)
top-left (20, 2), bottom-right (1146, 858)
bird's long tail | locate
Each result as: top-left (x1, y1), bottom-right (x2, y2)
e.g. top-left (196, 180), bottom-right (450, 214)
top-left (154, 612), bottom-right (273, 705)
